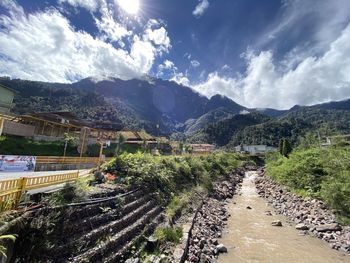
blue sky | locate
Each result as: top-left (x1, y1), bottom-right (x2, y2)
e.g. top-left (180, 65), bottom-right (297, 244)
top-left (1, 0), bottom-right (350, 109)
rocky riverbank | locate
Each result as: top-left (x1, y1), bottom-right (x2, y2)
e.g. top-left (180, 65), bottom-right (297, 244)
top-left (186, 170), bottom-right (244, 262)
top-left (255, 169), bottom-right (350, 254)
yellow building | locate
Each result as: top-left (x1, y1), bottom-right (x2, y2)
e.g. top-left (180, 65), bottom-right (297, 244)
top-left (0, 84), bottom-right (15, 113)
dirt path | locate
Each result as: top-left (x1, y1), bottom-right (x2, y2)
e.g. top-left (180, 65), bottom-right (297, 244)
top-left (218, 171), bottom-right (350, 263)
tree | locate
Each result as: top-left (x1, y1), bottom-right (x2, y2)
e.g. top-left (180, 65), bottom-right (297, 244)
top-left (115, 134), bottom-right (126, 156)
top-left (282, 139), bottom-right (292, 158)
top-left (63, 133), bottom-right (76, 157)
top-left (278, 139), bottom-right (284, 155)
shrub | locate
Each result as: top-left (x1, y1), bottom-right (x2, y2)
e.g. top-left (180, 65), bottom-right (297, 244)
top-left (266, 146), bottom-right (350, 223)
top-left (155, 227), bottom-right (183, 244)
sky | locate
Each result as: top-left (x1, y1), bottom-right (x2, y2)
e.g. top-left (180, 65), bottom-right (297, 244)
top-left (1, 0), bottom-right (350, 109)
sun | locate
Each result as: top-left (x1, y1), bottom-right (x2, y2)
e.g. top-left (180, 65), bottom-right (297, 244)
top-left (117, 0), bottom-right (140, 15)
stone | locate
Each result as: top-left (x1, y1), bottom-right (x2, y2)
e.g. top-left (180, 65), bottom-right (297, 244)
top-left (145, 236), bottom-right (159, 252)
top-left (295, 223), bottom-right (309, 230)
top-left (216, 244), bottom-right (228, 253)
top-left (316, 223), bottom-right (342, 232)
top-left (246, 206), bottom-right (252, 209)
top-left (271, 220), bottom-right (283, 227)
top-left (125, 259), bottom-right (140, 263)
top-left (265, 211), bottom-right (272, 216)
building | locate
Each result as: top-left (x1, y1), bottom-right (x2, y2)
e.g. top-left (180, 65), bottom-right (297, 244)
top-left (189, 144), bottom-right (216, 154)
top-left (234, 145), bottom-right (277, 154)
top-left (117, 131), bottom-right (157, 146)
top-left (322, 134), bottom-right (350, 147)
top-left (0, 84), bottom-right (15, 113)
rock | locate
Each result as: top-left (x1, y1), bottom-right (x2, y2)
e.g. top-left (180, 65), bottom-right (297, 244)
top-left (295, 223), bottom-right (309, 230)
top-left (271, 220), bottom-right (283, 227)
top-left (145, 236), bottom-right (159, 252)
top-left (246, 206), bottom-right (252, 209)
top-left (125, 259), bottom-right (140, 263)
top-left (265, 211), bottom-right (272, 216)
top-left (316, 223), bottom-right (342, 232)
top-left (216, 244), bottom-right (228, 253)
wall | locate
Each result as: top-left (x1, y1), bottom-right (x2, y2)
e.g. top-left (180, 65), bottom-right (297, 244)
top-left (0, 86), bottom-right (14, 113)
top-left (1, 119), bottom-right (36, 137)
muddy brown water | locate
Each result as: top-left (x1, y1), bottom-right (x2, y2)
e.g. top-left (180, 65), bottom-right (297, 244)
top-left (218, 171), bottom-right (350, 263)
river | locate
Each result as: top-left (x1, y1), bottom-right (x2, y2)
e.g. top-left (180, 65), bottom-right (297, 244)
top-left (218, 171), bottom-right (350, 263)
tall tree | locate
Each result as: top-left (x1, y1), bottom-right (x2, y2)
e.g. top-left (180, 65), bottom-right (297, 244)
top-left (282, 139), bottom-right (292, 158)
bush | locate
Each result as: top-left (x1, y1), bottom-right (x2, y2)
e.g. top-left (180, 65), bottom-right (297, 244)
top-left (103, 152), bottom-right (243, 202)
top-left (266, 146), bottom-right (350, 223)
top-left (155, 227), bottom-right (183, 244)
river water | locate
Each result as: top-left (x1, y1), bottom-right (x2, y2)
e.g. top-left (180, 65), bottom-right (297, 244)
top-left (218, 171), bottom-right (350, 263)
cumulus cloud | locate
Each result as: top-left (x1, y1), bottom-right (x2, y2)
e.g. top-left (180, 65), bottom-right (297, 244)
top-left (0, 1), bottom-right (171, 83)
top-left (193, 22), bottom-right (350, 109)
top-left (193, 0), bottom-right (209, 18)
top-left (94, 3), bottom-right (131, 43)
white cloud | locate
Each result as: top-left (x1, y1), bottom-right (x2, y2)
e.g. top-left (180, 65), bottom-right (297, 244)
top-left (0, 2), bottom-right (171, 83)
top-left (94, 3), bottom-right (131, 43)
top-left (144, 27), bottom-right (171, 52)
top-left (193, 22), bottom-right (350, 109)
top-left (193, 0), bottom-right (209, 18)
top-left (171, 72), bottom-right (190, 87)
top-left (190, 60), bottom-right (200, 68)
top-left (59, 0), bottom-right (99, 12)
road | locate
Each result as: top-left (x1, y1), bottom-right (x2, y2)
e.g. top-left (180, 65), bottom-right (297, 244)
top-left (0, 169), bottom-right (91, 180)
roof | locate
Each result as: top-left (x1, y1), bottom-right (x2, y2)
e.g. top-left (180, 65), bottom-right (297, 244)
top-left (118, 131), bottom-right (155, 141)
top-left (190, 144), bottom-right (215, 147)
top-left (0, 84), bottom-right (17, 94)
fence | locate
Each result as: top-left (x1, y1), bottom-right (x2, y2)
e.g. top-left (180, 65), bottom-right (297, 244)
top-left (36, 156), bottom-right (113, 165)
top-left (0, 171), bottom-right (79, 211)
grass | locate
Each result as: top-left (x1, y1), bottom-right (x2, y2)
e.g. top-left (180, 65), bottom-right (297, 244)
top-left (265, 146), bottom-right (350, 224)
top-left (0, 135), bottom-right (79, 156)
top-left (155, 227), bottom-right (183, 244)
top-left (102, 151), bottom-right (244, 202)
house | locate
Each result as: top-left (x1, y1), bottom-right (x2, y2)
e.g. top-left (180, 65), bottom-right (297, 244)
top-left (189, 144), bottom-right (216, 154)
top-left (0, 84), bottom-right (15, 113)
top-left (323, 134), bottom-right (350, 147)
top-left (234, 145), bottom-right (277, 154)
top-left (117, 131), bottom-right (157, 145)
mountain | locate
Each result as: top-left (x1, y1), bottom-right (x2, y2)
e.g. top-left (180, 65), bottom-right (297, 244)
top-left (188, 112), bottom-right (271, 146)
top-left (2, 76), bottom-right (350, 143)
top-left (189, 98), bottom-right (350, 147)
top-left (0, 77), bottom-right (246, 135)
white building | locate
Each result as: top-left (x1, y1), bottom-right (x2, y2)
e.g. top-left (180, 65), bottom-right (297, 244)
top-left (234, 145), bottom-right (277, 154)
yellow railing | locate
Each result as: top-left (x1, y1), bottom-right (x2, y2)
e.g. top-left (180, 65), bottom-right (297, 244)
top-left (36, 156), bottom-right (113, 165)
top-left (0, 172), bottom-right (79, 212)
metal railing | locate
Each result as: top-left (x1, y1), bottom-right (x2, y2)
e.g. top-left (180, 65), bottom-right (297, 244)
top-left (36, 156), bottom-right (113, 165)
top-left (0, 171), bottom-right (79, 211)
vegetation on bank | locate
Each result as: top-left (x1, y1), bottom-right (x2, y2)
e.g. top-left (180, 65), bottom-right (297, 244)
top-left (266, 146), bottom-right (350, 224)
top-left (102, 152), bottom-right (246, 201)
top-left (0, 135), bottom-right (79, 156)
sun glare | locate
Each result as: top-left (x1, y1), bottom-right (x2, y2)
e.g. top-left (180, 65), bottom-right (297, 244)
top-left (118, 0), bottom-right (140, 15)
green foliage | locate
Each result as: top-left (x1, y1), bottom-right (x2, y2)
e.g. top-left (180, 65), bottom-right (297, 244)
top-left (190, 113), bottom-right (270, 146)
top-left (47, 177), bottom-right (90, 205)
top-left (266, 146), bottom-right (350, 223)
top-left (0, 135), bottom-right (79, 156)
top-left (282, 139), bottom-right (292, 157)
top-left (155, 227), bottom-right (183, 244)
top-left (166, 194), bottom-right (190, 221)
top-left (103, 152), bottom-right (242, 201)
top-left (231, 108), bottom-right (350, 147)
top-left (0, 234), bottom-right (17, 258)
